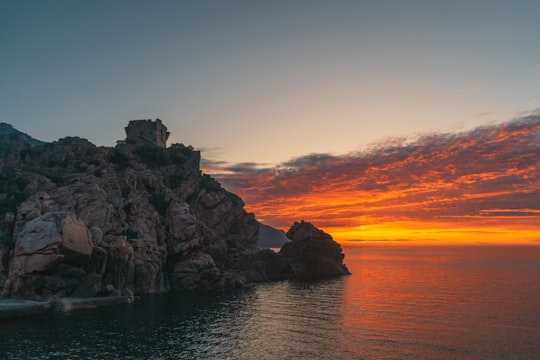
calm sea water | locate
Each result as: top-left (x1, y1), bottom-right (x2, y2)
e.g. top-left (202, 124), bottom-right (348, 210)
top-left (2, 245), bottom-right (540, 359)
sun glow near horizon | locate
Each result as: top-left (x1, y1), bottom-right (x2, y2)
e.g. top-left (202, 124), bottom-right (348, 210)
top-left (255, 212), bottom-right (540, 246)
top-left (332, 221), bottom-right (540, 245)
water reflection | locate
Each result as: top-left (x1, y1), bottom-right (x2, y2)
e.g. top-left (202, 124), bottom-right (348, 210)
top-left (230, 280), bottom-right (347, 359)
top-left (1, 280), bottom-right (347, 360)
top-left (2, 246), bottom-right (540, 360)
top-left (341, 245), bottom-right (540, 359)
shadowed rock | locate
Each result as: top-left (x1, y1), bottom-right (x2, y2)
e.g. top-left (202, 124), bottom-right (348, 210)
top-left (0, 122), bottom-right (350, 304)
top-left (280, 221), bottom-right (350, 281)
top-left (222, 221), bottom-right (350, 286)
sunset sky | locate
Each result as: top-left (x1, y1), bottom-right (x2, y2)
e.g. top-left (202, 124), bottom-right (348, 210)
top-left (2, 1), bottom-right (539, 244)
top-left (213, 116), bottom-right (540, 244)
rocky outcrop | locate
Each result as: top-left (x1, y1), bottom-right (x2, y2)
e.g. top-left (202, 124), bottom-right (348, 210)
top-left (0, 133), bottom-right (259, 299)
top-left (280, 221), bottom-right (350, 281)
top-left (0, 124), bottom-right (349, 301)
top-left (222, 221), bottom-right (349, 286)
top-left (7, 212), bottom-right (95, 297)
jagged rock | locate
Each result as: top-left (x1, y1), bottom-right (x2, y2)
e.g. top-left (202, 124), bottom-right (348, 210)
top-left (12, 211), bottom-right (93, 265)
top-left (280, 221), bottom-right (350, 281)
top-left (1, 123), bottom-right (350, 300)
top-left (6, 212), bottom-right (95, 297)
top-left (13, 212), bottom-right (64, 256)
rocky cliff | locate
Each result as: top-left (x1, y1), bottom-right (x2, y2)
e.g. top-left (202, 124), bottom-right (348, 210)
top-left (0, 134), bottom-right (259, 298)
top-left (0, 125), bottom-right (349, 301)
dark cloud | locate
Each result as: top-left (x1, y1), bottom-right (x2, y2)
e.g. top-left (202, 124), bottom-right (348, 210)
top-left (281, 153), bottom-right (340, 170)
top-left (225, 162), bottom-right (267, 174)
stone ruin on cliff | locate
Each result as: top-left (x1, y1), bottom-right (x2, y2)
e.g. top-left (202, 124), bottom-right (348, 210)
top-left (124, 118), bottom-right (170, 148)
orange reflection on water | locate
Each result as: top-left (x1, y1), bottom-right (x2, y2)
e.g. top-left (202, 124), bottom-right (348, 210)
top-left (338, 245), bottom-right (540, 358)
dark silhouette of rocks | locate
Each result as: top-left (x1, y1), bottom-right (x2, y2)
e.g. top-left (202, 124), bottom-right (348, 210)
top-left (280, 221), bottom-right (350, 280)
top-left (0, 121), bottom-right (349, 306)
top-left (0, 126), bottom-right (257, 299)
top-left (223, 221), bottom-right (350, 286)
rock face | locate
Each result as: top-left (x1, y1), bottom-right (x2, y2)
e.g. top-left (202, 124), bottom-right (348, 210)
top-left (0, 124), bottom-right (349, 300)
top-left (0, 133), bottom-right (259, 299)
top-left (12, 212), bottom-right (91, 270)
top-left (223, 221), bottom-right (350, 286)
top-left (280, 221), bottom-right (350, 281)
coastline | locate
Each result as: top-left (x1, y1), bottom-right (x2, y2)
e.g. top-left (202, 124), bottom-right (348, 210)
top-left (0, 296), bottom-right (134, 319)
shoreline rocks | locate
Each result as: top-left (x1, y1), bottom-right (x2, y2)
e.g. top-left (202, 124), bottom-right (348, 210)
top-left (1, 124), bottom-right (350, 308)
top-left (221, 221), bottom-right (350, 286)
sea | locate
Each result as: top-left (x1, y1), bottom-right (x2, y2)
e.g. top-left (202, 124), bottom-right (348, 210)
top-left (1, 245), bottom-right (540, 360)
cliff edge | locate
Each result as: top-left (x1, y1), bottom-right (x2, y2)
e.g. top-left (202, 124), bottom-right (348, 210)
top-left (0, 133), bottom-right (258, 298)
top-left (0, 122), bottom-right (349, 301)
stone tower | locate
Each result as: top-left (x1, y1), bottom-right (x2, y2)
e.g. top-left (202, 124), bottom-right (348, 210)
top-left (124, 119), bottom-right (170, 148)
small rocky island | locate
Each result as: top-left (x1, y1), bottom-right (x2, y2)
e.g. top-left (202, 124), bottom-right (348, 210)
top-left (0, 120), bottom-right (349, 315)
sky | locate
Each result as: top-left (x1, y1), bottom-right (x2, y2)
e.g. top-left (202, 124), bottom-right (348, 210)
top-left (214, 115), bottom-right (540, 244)
top-left (2, 1), bottom-right (539, 243)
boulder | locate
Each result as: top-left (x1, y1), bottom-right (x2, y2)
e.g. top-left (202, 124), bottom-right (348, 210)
top-left (13, 212), bottom-right (63, 256)
top-left (0, 128), bottom-right (304, 298)
top-left (13, 212), bottom-right (92, 263)
top-left (59, 213), bottom-right (93, 266)
top-left (280, 221), bottom-right (350, 281)
top-left (7, 212), bottom-right (94, 297)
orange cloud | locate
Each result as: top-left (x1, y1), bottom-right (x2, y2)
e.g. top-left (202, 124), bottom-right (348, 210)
top-left (206, 115), bottom-right (540, 244)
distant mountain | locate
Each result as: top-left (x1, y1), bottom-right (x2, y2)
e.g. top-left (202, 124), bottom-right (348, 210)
top-left (0, 123), bottom-right (46, 168)
top-left (257, 223), bottom-right (290, 249)
top-left (0, 123), bottom-right (45, 148)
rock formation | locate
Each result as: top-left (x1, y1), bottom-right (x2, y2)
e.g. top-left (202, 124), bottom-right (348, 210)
top-left (280, 221), bottom-right (350, 280)
top-left (221, 221), bottom-right (349, 286)
top-left (0, 133), bottom-right (258, 299)
top-left (0, 123), bottom-right (349, 301)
